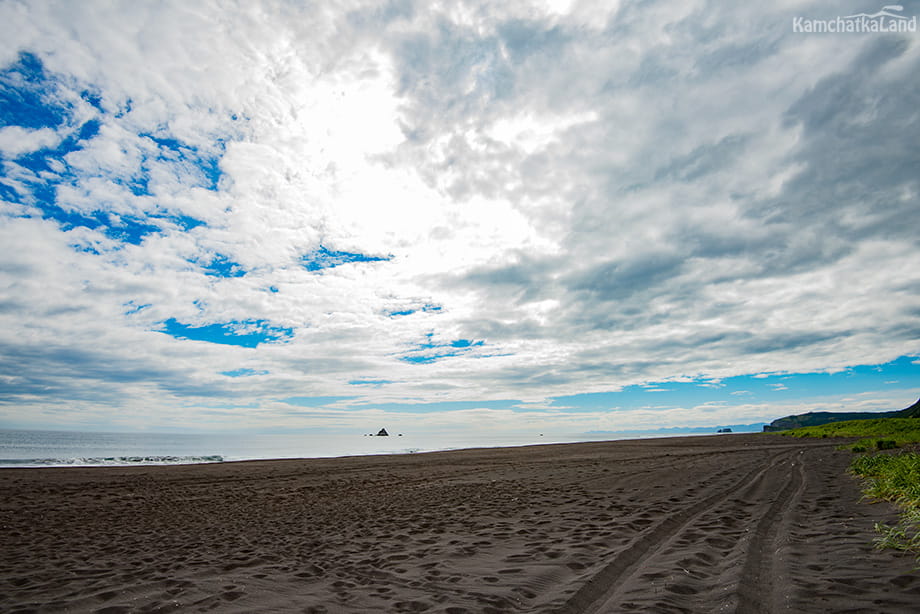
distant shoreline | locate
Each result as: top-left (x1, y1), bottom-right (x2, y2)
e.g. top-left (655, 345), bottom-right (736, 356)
top-left (0, 428), bottom-right (756, 469)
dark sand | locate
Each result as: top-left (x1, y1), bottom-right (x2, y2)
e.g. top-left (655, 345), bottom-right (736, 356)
top-left (2, 434), bottom-right (919, 613)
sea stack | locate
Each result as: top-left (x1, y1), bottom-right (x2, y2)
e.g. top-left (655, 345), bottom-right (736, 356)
top-left (376, 428), bottom-right (389, 436)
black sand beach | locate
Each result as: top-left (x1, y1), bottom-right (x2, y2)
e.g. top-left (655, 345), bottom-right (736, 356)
top-left (2, 434), bottom-right (918, 612)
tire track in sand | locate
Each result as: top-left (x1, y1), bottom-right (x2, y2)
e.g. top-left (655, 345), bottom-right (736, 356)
top-left (555, 449), bottom-right (800, 614)
top-left (734, 449), bottom-right (806, 613)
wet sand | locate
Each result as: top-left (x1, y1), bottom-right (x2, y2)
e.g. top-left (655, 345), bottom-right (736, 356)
top-left (1, 434), bottom-right (918, 613)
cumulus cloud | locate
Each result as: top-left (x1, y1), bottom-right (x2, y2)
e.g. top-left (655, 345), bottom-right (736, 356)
top-left (0, 0), bottom-right (918, 432)
top-left (0, 125), bottom-right (60, 157)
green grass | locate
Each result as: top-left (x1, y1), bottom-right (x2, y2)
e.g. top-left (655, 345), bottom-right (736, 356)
top-left (850, 452), bottom-right (920, 559)
top-left (778, 418), bottom-right (920, 561)
top-left (779, 417), bottom-right (920, 451)
top-left (850, 453), bottom-right (920, 510)
top-left (848, 438), bottom-right (899, 453)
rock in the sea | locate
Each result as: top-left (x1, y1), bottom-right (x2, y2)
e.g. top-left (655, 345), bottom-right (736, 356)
top-left (376, 428), bottom-right (389, 436)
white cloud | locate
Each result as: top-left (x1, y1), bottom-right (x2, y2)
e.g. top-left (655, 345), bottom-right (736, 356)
top-left (0, 125), bottom-right (60, 157)
top-left (0, 0), bottom-right (918, 433)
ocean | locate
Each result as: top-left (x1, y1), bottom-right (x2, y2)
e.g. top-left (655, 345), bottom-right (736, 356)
top-left (0, 428), bottom-right (720, 468)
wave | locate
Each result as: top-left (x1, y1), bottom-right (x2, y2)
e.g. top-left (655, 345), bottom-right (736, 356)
top-left (0, 455), bottom-right (224, 468)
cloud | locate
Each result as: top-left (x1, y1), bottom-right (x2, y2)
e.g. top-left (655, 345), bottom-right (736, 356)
top-left (0, 0), bottom-right (918, 432)
top-left (0, 125), bottom-right (60, 157)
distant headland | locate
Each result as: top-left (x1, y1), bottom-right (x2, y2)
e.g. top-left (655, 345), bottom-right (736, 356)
top-left (763, 398), bottom-right (920, 432)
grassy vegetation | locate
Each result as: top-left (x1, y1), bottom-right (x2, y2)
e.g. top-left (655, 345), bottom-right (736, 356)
top-left (779, 417), bottom-right (920, 452)
top-left (779, 418), bottom-right (920, 561)
top-left (850, 453), bottom-right (920, 508)
top-left (850, 453), bottom-right (920, 559)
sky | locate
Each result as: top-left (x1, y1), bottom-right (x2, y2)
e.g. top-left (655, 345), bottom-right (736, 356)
top-left (0, 0), bottom-right (918, 436)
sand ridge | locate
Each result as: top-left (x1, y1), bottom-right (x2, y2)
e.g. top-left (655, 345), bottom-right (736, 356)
top-left (1, 434), bottom-right (918, 612)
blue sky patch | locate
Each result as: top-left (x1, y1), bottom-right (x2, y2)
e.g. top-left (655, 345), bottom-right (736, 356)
top-left (21, 204), bottom-right (204, 247)
top-left (77, 118), bottom-right (101, 141)
top-left (159, 318), bottom-right (293, 348)
top-left (548, 356), bottom-right (920, 413)
top-left (123, 302), bottom-right (150, 315)
top-left (0, 181), bottom-right (19, 202)
top-left (221, 368), bottom-right (268, 377)
top-left (349, 379), bottom-right (394, 386)
top-left (141, 133), bottom-right (224, 191)
top-left (302, 245), bottom-right (392, 271)
top-left (1, 52), bottom-right (228, 252)
top-left (199, 253), bottom-right (246, 278)
top-left (80, 89), bottom-right (104, 112)
top-left (282, 395), bottom-right (357, 406)
top-left (387, 303), bottom-right (442, 317)
top-left (362, 398), bottom-right (520, 413)
top-left (0, 52), bottom-right (70, 130)
top-left (168, 214), bottom-right (207, 231)
top-left (70, 242), bottom-right (101, 255)
top-left (7, 197), bottom-right (161, 246)
top-left (401, 354), bottom-right (445, 364)
top-left (400, 334), bottom-right (485, 364)
top-left (102, 214), bottom-right (162, 244)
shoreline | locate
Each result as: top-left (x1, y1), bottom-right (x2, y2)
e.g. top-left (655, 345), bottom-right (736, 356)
top-left (0, 429), bottom-right (747, 469)
top-left (2, 434), bottom-right (918, 612)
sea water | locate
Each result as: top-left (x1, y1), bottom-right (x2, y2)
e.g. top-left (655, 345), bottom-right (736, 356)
top-left (0, 428), bottom-right (712, 468)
